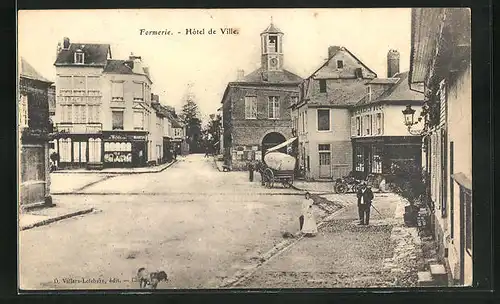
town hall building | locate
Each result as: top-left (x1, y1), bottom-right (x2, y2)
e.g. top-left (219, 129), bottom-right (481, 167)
top-left (221, 22), bottom-right (303, 170)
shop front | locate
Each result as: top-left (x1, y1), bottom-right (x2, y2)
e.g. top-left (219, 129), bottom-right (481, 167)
top-left (102, 131), bottom-right (148, 168)
top-left (163, 136), bottom-right (173, 163)
top-left (53, 133), bottom-right (103, 170)
top-left (352, 136), bottom-right (422, 182)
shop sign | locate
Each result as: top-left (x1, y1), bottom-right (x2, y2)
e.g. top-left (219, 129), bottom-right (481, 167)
top-left (104, 151), bottom-right (132, 163)
top-left (106, 134), bottom-right (146, 141)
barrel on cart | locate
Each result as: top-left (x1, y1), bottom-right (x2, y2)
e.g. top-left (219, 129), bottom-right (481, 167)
top-left (259, 151), bottom-right (296, 188)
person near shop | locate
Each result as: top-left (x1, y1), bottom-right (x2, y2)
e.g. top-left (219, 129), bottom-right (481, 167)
top-left (300, 192), bottom-right (318, 237)
top-left (356, 181), bottom-right (374, 225)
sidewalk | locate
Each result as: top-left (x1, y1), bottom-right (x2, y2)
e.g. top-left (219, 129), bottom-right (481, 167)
top-left (19, 197), bottom-right (96, 231)
top-left (228, 193), bottom-right (428, 288)
top-left (53, 159), bottom-right (177, 175)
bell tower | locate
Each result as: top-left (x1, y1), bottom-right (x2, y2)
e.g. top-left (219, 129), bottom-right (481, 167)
top-left (260, 19), bottom-right (284, 71)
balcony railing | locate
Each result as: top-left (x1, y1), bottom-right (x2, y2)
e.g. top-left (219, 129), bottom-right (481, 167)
top-left (55, 122), bottom-right (102, 134)
top-left (58, 90), bottom-right (102, 104)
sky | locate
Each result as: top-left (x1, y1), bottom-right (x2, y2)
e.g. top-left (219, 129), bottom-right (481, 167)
top-left (18, 8), bottom-right (412, 124)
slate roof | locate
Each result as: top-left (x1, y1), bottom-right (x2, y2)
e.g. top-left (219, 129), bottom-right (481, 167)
top-left (261, 22), bottom-right (283, 34)
top-left (103, 60), bottom-right (134, 74)
top-left (54, 43), bottom-right (110, 66)
top-left (237, 68), bottom-right (303, 84)
top-left (356, 71), bottom-right (424, 106)
top-left (151, 102), bottom-right (166, 117)
top-left (19, 57), bottom-right (52, 83)
top-left (307, 80), bottom-right (370, 107)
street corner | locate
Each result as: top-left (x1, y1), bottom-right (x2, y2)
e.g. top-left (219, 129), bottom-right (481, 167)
top-left (19, 206), bottom-right (96, 231)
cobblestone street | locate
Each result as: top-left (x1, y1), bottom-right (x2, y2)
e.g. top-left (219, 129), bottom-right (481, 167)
top-left (19, 155), bottom-right (424, 290)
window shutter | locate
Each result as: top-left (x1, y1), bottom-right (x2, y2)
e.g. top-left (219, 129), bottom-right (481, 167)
top-left (351, 116), bottom-right (356, 137)
top-left (380, 113), bottom-right (384, 135)
top-left (371, 114), bottom-right (376, 135)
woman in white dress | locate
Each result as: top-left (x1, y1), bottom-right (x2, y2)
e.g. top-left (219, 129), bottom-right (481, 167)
top-left (301, 192), bottom-right (318, 237)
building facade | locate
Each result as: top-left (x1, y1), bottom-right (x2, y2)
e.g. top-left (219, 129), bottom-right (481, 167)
top-left (52, 37), bottom-right (159, 169)
top-left (221, 22), bottom-right (302, 170)
top-left (19, 58), bottom-right (53, 208)
top-left (409, 8), bottom-right (472, 286)
top-left (350, 70), bottom-right (424, 182)
top-left (293, 46), bottom-right (376, 180)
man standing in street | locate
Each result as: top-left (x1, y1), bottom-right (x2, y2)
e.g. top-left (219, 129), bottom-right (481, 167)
top-left (356, 181), bottom-right (374, 225)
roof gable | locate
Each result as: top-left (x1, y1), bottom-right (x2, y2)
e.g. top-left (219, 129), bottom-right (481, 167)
top-left (54, 43), bottom-right (110, 66)
top-left (312, 47), bottom-right (377, 80)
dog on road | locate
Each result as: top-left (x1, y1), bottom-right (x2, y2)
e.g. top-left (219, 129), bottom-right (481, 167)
top-left (137, 267), bottom-right (168, 289)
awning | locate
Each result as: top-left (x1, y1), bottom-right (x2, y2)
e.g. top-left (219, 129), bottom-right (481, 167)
top-left (265, 137), bottom-right (297, 154)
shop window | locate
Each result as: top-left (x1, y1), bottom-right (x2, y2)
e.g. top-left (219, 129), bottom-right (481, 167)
top-left (88, 138), bottom-right (102, 163)
top-left (372, 145), bottom-right (383, 173)
top-left (58, 138), bottom-right (72, 162)
top-left (355, 146), bottom-right (364, 172)
top-left (21, 146), bottom-right (45, 182)
top-left (317, 109), bottom-right (330, 131)
top-left (112, 111), bottom-right (124, 130)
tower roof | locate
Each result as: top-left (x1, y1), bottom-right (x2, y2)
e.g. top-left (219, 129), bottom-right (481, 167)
top-left (261, 22), bottom-right (283, 34)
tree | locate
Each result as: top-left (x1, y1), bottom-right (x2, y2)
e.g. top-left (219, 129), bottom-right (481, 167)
top-left (179, 84), bottom-right (203, 153)
top-left (203, 113), bottom-right (221, 154)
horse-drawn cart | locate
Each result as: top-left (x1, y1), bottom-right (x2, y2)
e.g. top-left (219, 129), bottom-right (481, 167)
top-left (256, 138), bottom-right (297, 188)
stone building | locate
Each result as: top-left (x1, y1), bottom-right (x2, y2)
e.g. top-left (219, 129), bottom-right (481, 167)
top-left (18, 57), bottom-right (53, 209)
top-left (221, 22), bottom-right (302, 170)
top-left (409, 8), bottom-right (472, 286)
top-left (292, 46), bottom-right (376, 180)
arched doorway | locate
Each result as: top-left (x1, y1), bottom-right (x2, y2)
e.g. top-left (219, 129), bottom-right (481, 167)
top-left (261, 132), bottom-right (286, 160)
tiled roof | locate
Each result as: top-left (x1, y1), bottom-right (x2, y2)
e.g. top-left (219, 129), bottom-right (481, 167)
top-left (261, 22), bottom-right (283, 34)
top-left (103, 60), bottom-right (134, 74)
top-left (356, 72), bottom-right (424, 106)
top-left (54, 43), bottom-right (110, 66)
top-left (19, 57), bottom-right (52, 83)
top-left (238, 68), bottom-right (303, 84)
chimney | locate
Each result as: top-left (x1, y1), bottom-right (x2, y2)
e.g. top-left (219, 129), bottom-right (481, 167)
top-left (63, 37), bottom-right (70, 49)
top-left (328, 46), bottom-right (339, 59)
top-left (387, 49), bottom-right (400, 78)
top-left (129, 53), bottom-right (143, 74)
top-left (56, 42), bottom-right (62, 56)
top-left (236, 69), bottom-right (245, 81)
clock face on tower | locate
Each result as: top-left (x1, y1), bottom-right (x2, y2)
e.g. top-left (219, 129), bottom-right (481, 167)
top-left (270, 58), bottom-right (278, 67)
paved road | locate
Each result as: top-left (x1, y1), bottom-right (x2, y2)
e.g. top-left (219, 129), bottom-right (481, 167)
top-left (19, 154), bottom-right (309, 290)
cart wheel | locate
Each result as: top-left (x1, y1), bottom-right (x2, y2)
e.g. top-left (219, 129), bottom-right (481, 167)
top-left (335, 183), bottom-right (348, 194)
top-left (283, 180), bottom-right (292, 188)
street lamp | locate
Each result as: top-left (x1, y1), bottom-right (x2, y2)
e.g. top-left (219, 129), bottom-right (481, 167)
top-left (402, 105), bottom-right (426, 135)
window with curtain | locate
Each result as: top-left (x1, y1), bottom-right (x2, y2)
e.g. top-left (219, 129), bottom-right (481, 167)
top-left (268, 96), bottom-right (280, 119)
top-left (317, 109), bottom-right (330, 131)
top-left (355, 146), bottom-right (364, 172)
top-left (112, 111), bottom-right (124, 130)
top-left (372, 145), bottom-right (383, 173)
top-left (111, 82), bottom-right (124, 101)
top-left (58, 138), bottom-right (72, 162)
top-left (244, 96), bottom-right (257, 119)
top-left (133, 82), bottom-right (144, 100)
top-left (376, 113), bottom-right (383, 135)
top-left (134, 111), bottom-right (144, 130)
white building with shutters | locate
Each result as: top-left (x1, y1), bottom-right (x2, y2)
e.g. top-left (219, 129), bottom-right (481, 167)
top-left (350, 71), bottom-right (424, 182)
top-left (53, 37), bottom-right (157, 169)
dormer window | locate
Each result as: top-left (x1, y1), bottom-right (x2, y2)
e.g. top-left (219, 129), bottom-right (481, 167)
top-left (337, 60), bottom-right (344, 69)
top-left (74, 51), bottom-right (84, 64)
